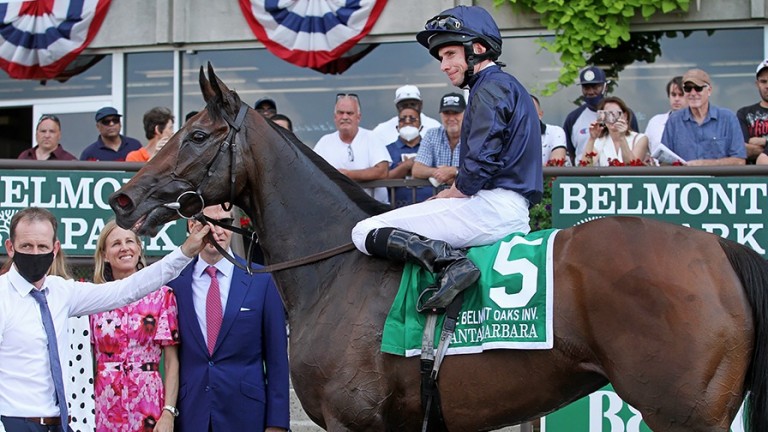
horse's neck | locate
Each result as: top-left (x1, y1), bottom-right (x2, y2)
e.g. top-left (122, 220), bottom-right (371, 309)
top-left (241, 137), bottom-right (371, 273)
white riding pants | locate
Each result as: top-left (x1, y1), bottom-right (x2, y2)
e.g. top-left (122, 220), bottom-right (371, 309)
top-left (352, 188), bottom-right (530, 254)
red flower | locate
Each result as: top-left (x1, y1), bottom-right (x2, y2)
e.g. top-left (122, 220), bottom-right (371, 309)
top-left (545, 158), bottom-right (566, 167)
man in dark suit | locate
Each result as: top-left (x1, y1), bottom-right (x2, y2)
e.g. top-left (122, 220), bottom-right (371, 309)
top-left (167, 205), bottom-right (289, 432)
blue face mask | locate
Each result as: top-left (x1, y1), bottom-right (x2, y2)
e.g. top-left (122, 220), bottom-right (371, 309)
top-left (13, 251), bottom-right (54, 284)
top-left (584, 94), bottom-right (604, 110)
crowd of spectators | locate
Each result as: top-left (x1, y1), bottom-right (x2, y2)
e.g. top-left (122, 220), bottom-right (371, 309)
top-left (13, 61), bottom-right (768, 207)
top-left (18, 61), bottom-right (768, 170)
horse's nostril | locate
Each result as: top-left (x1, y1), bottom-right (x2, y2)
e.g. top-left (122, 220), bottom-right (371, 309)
top-left (115, 194), bottom-right (132, 209)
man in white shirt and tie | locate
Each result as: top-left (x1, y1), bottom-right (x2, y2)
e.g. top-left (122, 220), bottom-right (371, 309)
top-left (0, 207), bottom-right (209, 432)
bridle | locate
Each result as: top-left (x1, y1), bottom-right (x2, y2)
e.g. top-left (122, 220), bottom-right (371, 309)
top-left (162, 102), bottom-right (355, 275)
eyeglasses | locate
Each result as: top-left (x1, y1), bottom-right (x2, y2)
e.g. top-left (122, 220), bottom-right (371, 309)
top-left (425, 15), bottom-right (463, 31)
top-left (210, 217), bottom-right (234, 226)
top-left (99, 117), bottom-right (120, 126)
top-left (336, 93), bottom-right (361, 109)
top-left (347, 145), bottom-right (354, 162)
top-left (37, 114), bottom-right (60, 127)
top-left (683, 84), bottom-right (709, 93)
top-left (398, 115), bottom-right (419, 124)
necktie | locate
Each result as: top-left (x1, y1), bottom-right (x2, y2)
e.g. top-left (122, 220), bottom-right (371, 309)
top-left (205, 266), bottom-right (223, 355)
top-left (29, 288), bottom-right (68, 429)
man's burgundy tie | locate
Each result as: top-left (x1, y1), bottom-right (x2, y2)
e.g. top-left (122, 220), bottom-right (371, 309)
top-left (204, 266), bottom-right (223, 355)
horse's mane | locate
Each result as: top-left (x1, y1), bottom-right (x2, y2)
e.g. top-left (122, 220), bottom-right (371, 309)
top-left (263, 118), bottom-right (391, 216)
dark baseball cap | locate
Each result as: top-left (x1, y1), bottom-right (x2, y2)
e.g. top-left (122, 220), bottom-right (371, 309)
top-left (439, 92), bottom-right (466, 113)
top-left (254, 98), bottom-right (277, 110)
top-left (578, 66), bottom-right (607, 85)
top-left (95, 106), bottom-right (121, 122)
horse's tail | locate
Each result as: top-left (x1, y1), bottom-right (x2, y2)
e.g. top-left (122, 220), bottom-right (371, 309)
top-left (718, 237), bottom-right (768, 432)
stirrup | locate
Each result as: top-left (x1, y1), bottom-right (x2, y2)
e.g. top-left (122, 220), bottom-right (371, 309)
top-left (416, 285), bottom-right (442, 313)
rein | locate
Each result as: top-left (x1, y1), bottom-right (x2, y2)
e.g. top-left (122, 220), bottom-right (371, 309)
top-left (203, 215), bottom-right (356, 274)
top-left (165, 102), bottom-right (357, 275)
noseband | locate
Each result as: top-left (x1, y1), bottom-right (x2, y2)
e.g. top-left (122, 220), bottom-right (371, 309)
top-left (162, 102), bottom-right (355, 275)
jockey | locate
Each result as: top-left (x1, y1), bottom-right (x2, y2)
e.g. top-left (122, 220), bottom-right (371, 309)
top-left (351, 5), bottom-right (542, 310)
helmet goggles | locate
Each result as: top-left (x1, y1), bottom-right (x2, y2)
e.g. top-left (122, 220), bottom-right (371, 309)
top-left (425, 15), bottom-right (464, 32)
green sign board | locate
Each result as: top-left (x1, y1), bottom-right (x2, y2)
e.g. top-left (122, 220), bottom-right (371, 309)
top-left (541, 385), bottom-right (744, 432)
top-left (553, 176), bottom-right (768, 257)
top-left (0, 170), bottom-right (186, 256)
top-left (543, 176), bottom-right (756, 430)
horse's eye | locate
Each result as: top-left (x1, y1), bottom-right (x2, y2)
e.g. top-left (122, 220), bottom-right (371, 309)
top-left (190, 131), bottom-right (208, 143)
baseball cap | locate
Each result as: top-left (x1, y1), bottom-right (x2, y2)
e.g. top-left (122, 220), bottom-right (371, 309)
top-left (254, 97), bottom-right (277, 110)
top-left (394, 85), bottom-right (422, 104)
top-left (756, 59), bottom-right (768, 77)
top-left (682, 68), bottom-right (711, 87)
top-left (578, 66), bottom-right (606, 85)
top-left (95, 107), bottom-right (121, 122)
top-left (439, 92), bottom-right (466, 113)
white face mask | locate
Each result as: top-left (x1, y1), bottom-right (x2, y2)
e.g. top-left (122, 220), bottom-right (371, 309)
top-left (398, 125), bottom-right (420, 141)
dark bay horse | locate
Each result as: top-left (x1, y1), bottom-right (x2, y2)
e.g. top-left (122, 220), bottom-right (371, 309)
top-left (109, 65), bottom-right (768, 431)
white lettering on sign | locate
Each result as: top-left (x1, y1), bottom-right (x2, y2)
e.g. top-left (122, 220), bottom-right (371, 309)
top-left (644, 183), bottom-right (680, 214)
top-left (1, 176), bottom-right (29, 206)
top-left (560, 183), bottom-right (587, 214)
top-left (57, 177), bottom-right (94, 209)
top-left (60, 218), bottom-right (89, 249)
top-left (30, 177), bottom-right (56, 207)
top-left (588, 390), bottom-right (643, 432)
top-left (146, 223), bottom-right (177, 252)
top-left (559, 181), bottom-right (767, 216)
top-left (94, 177), bottom-right (122, 210)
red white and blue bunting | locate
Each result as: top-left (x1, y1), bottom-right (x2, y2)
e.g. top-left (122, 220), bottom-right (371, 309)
top-left (0, 0), bottom-right (111, 80)
top-left (238, 0), bottom-right (388, 71)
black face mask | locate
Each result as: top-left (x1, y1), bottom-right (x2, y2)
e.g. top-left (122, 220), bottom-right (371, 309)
top-left (13, 251), bottom-right (54, 284)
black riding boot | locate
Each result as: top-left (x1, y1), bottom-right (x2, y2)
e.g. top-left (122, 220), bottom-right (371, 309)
top-left (365, 228), bottom-right (480, 310)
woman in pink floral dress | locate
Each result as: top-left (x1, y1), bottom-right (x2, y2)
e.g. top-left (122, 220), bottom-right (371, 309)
top-left (90, 221), bottom-right (179, 432)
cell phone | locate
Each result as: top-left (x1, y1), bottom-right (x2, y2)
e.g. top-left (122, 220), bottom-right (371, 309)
top-left (596, 110), bottom-right (620, 125)
top-left (596, 110), bottom-right (607, 125)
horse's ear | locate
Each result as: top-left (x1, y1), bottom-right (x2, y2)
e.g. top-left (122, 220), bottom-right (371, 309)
top-left (200, 65), bottom-right (216, 103)
top-left (207, 62), bottom-right (242, 116)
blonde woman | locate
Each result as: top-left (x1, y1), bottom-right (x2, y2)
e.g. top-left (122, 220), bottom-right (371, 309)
top-left (90, 221), bottom-right (179, 432)
top-left (580, 96), bottom-right (650, 166)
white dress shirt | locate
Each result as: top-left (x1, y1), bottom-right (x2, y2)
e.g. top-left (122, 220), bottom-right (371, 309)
top-left (190, 253), bottom-right (234, 347)
top-left (0, 247), bottom-right (191, 418)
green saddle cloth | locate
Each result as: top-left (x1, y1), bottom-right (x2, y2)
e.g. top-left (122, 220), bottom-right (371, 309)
top-left (381, 229), bottom-right (558, 357)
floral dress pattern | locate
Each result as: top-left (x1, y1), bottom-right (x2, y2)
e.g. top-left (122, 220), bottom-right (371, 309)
top-left (90, 286), bottom-right (179, 432)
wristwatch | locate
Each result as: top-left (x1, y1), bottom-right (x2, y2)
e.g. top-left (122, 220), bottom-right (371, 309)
top-left (163, 405), bottom-right (180, 417)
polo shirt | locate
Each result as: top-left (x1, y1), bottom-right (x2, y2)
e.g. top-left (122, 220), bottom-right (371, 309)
top-left (386, 138), bottom-right (432, 207)
top-left (17, 144), bottom-right (76, 160)
top-left (79, 135), bottom-right (142, 161)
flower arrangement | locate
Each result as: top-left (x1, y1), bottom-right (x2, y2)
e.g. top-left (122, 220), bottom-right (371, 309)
top-left (607, 158), bottom-right (644, 167)
top-left (529, 158), bottom-right (565, 231)
top-left (578, 152), bottom-right (597, 167)
top-left (236, 207), bottom-right (254, 232)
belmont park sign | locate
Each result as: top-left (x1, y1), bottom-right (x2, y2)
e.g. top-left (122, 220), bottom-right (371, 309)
top-left (0, 170), bottom-right (186, 256)
top-left (553, 176), bottom-right (768, 256)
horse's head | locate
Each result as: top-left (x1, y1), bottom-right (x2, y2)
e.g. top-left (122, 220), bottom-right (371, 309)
top-left (110, 63), bottom-right (251, 235)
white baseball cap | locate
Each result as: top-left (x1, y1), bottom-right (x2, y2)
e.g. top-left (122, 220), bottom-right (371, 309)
top-left (756, 59), bottom-right (768, 77)
top-left (394, 85), bottom-right (422, 104)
